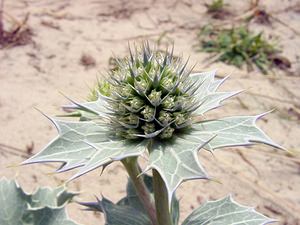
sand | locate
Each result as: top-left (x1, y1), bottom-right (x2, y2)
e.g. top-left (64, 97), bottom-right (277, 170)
top-left (0, 0), bottom-right (300, 224)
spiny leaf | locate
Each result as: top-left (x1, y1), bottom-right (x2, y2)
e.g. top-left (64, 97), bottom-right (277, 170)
top-left (192, 113), bottom-right (282, 150)
top-left (0, 179), bottom-right (29, 225)
top-left (81, 174), bottom-right (180, 225)
top-left (30, 186), bottom-right (76, 208)
top-left (190, 71), bottom-right (239, 115)
top-left (63, 94), bottom-right (109, 119)
top-left (144, 113), bottom-right (281, 205)
top-left (0, 178), bottom-right (79, 225)
top-left (182, 195), bottom-right (275, 225)
top-left (100, 198), bottom-right (152, 225)
top-left (26, 207), bottom-right (79, 225)
top-left (145, 136), bottom-right (212, 206)
top-left (22, 118), bottom-right (147, 180)
top-left (70, 139), bottom-right (148, 180)
top-left (22, 118), bottom-right (104, 172)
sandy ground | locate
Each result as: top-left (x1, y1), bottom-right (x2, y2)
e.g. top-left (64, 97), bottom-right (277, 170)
top-left (1, 0), bottom-right (300, 224)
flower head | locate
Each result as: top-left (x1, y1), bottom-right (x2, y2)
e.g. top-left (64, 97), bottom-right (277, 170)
top-left (98, 43), bottom-right (198, 140)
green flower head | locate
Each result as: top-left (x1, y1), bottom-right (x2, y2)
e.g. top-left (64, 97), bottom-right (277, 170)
top-left (96, 44), bottom-right (198, 140)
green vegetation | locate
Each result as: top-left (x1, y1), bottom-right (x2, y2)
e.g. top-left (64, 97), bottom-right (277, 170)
top-left (197, 25), bottom-right (278, 74)
top-left (205, 0), bottom-right (224, 13)
top-left (205, 0), bottom-right (231, 19)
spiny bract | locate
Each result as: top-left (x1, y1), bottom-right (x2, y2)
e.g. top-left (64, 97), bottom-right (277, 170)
top-left (97, 44), bottom-right (198, 140)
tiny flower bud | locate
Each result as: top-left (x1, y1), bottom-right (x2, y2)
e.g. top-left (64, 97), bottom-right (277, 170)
top-left (99, 81), bottom-right (111, 97)
top-left (141, 123), bottom-right (156, 134)
top-left (158, 111), bottom-right (172, 125)
top-left (159, 126), bottom-right (175, 139)
top-left (123, 114), bottom-right (139, 125)
top-left (162, 96), bottom-right (175, 109)
top-left (173, 112), bottom-right (186, 125)
top-left (161, 77), bottom-right (174, 90)
top-left (174, 96), bottom-right (185, 109)
top-left (125, 129), bottom-right (139, 139)
top-left (148, 90), bottom-right (162, 106)
top-left (116, 128), bottom-right (125, 138)
top-left (147, 67), bottom-right (157, 81)
top-left (121, 85), bottom-right (133, 97)
top-left (129, 97), bottom-right (144, 110)
top-left (113, 103), bottom-right (127, 114)
top-left (134, 78), bottom-right (148, 93)
top-left (141, 106), bottom-right (155, 120)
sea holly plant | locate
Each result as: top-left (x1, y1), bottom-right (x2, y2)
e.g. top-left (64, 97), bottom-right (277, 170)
top-left (23, 43), bottom-right (282, 225)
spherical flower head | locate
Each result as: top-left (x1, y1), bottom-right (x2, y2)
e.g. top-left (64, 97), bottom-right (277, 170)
top-left (98, 43), bottom-right (197, 140)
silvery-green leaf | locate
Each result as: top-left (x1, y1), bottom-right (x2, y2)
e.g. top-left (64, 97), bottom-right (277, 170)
top-left (192, 113), bottom-right (282, 150)
top-left (190, 71), bottom-right (239, 115)
top-left (190, 70), bottom-right (217, 95)
top-left (70, 139), bottom-right (147, 180)
top-left (80, 175), bottom-right (152, 212)
top-left (26, 207), bottom-right (78, 225)
top-left (0, 178), bottom-right (79, 225)
top-left (0, 178), bottom-right (29, 225)
top-left (145, 136), bottom-right (212, 205)
top-left (145, 113), bottom-right (280, 206)
top-left (182, 195), bottom-right (275, 225)
top-left (22, 118), bottom-right (106, 172)
top-left (81, 95), bottom-right (110, 115)
top-left (30, 186), bottom-right (76, 208)
top-left (99, 198), bottom-right (152, 225)
top-left (195, 91), bottom-right (239, 115)
top-left (190, 70), bottom-right (228, 93)
top-left (22, 118), bottom-right (147, 180)
top-left (62, 94), bottom-right (109, 118)
top-left (81, 174), bottom-right (180, 225)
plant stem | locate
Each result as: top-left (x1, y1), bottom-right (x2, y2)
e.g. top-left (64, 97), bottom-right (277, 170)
top-left (152, 169), bottom-right (173, 225)
top-left (122, 157), bottom-right (158, 225)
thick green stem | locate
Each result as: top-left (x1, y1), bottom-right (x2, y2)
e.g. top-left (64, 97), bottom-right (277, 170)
top-left (152, 169), bottom-right (173, 225)
top-left (122, 157), bottom-right (158, 225)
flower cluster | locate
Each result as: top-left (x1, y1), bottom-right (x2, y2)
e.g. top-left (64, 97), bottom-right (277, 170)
top-left (98, 44), bottom-right (199, 140)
